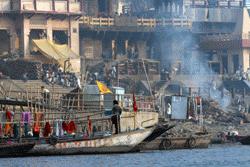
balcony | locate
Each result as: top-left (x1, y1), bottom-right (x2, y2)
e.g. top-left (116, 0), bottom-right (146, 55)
top-left (81, 16), bottom-right (192, 31)
top-left (54, 0), bottom-right (67, 12)
top-left (199, 34), bottom-right (250, 50)
top-left (21, 0), bottom-right (35, 11)
top-left (36, 0), bottom-right (52, 12)
top-left (69, 2), bottom-right (81, 13)
top-left (8, 0), bottom-right (81, 14)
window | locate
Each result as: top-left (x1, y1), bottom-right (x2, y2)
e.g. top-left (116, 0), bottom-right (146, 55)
top-left (73, 28), bottom-right (77, 33)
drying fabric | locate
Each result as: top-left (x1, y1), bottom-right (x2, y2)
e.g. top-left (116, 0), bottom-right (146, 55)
top-left (21, 112), bottom-right (31, 125)
top-left (13, 123), bottom-right (19, 138)
top-left (0, 124), bottom-right (2, 137)
top-left (62, 121), bottom-right (68, 132)
top-left (33, 112), bottom-right (44, 137)
top-left (43, 122), bottom-right (51, 137)
top-left (24, 123), bottom-right (29, 137)
top-left (53, 121), bottom-right (59, 137)
top-left (4, 123), bottom-right (11, 136)
top-left (6, 110), bottom-right (14, 122)
top-left (67, 121), bottom-right (76, 134)
top-left (34, 112), bottom-right (43, 122)
top-left (88, 117), bottom-right (92, 134)
top-left (58, 120), bottom-right (64, 136)
top-left (0, 112), bottom-right (6, 123)
top-left (33, 123), bottom-right (40, 137)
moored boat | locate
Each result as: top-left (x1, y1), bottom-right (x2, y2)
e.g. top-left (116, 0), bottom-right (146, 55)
top-left (239, 136), bottom-right (250, 145)
top-left (27, 127), bottom-right (155, 156)
top-left (141, 133), bottom-right (211, 151)
top-left (0, 83), bottom-right (159, 157)
top-left (0, 142), bottom-right (35, 157)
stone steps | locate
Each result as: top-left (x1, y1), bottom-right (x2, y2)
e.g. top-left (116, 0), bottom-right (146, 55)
top-left (0, 79), bottom-right (73, 99)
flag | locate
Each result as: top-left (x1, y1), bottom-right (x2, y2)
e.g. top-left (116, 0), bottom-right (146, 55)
top-left (96, 80), bottom-right (112, 94)
top-left (133, 93), bottom-right (138, 112)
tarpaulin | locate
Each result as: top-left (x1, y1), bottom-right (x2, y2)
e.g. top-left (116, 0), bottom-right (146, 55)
top-left (32, 39), bottom-right (80, 73)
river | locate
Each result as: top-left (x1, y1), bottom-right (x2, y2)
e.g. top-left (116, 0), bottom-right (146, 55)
top-left (0, 145), bottom-right (250, 167)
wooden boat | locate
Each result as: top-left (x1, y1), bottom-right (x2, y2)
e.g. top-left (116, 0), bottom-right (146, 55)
top-left (141, 133), bottom-right (211, 151)
top-left (0, 84), bottom-right (159, 156)
top-left (134, 123), bottom-right (175, 151)
top-left (239, 136), bottom-right (250, 145)
top-left (0, 142), bottom-right (35, 157)
top-left (25, 127), bottom-right (155, 156)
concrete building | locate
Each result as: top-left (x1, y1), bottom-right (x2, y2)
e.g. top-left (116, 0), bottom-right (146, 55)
top-left (185, 0), bottom-right (250, 74)
top-left (0, 0), bottom-right (81, 58)
top-left (0, 0), bottom-right (249, 78)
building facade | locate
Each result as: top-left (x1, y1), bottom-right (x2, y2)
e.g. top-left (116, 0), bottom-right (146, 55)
top-left (0, 0), bottom-right (249, 76)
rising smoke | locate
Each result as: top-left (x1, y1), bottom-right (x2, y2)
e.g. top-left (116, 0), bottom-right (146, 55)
top-left (161, 32), bottom-right (232, 110)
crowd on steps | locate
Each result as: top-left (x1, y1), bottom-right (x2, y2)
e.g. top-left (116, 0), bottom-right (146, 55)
top-left (41, 64), bottom-right (80, 88)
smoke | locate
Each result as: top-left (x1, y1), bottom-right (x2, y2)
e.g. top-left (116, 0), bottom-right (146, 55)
top-left (160, 32), bottom-right (232, 110)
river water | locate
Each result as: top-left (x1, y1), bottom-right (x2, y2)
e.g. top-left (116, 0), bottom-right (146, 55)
top-left (1, 145), bottom-right (250, 167)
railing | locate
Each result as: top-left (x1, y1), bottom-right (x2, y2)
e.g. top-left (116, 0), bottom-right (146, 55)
top-left (22, 0), bottom-right (34, 11)
top-left (69, 2), bottom-right (81, 13)
top-left (82, 17), bottom-right (115, 26)
top-left (1, 87), bottom-right (155, 113)
top-left (189, 0), bottom-right (243, 8)
top-left (54, 0), bottom-right (67, 12)
top-left (4, 0), bottom-right (81, 13)
top-left (81, 16), bottom-right (192, 28)
top-left (200, 33), bottom-right (250, 47)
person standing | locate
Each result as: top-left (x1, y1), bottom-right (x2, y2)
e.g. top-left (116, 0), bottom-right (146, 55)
top-left (41, 86), bottom-right (50, 104)
top-left (167, 103), bottom-right (172, 119)
top-left (111, 100), bottom-right (122, 134)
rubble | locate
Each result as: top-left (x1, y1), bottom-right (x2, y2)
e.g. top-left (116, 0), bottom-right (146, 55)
top-left (167, 99), bottom-right (250, 140)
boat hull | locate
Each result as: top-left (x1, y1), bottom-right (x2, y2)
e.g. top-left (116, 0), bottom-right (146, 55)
top-left (0, 143), bottom-right (35, 157)
top-left (141, 134), bottom-right (211, 151)
top-left (27, 127), bottom-right (154, 155)
top-left (239, 136), bottom-right (250, 145)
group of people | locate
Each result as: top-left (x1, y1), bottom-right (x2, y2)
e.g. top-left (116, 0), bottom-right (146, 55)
top-left (42, 65), bottom-right (79, 88)
top-left (234, 67), bottom-right (250, 81)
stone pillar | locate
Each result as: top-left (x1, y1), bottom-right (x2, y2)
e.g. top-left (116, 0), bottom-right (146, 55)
top-left (69, 19), bottom-right (80, 55)
top-left (112, 40), bottom-right (116, 59)
top-left (7, 29), bottom-right (17, 54)
top-left (242, 49), bottom-right (250, 72)
top-left (179, 0), bottom-right (183, 16)
top-left (137, 41), bottom-right (147, 59)
top-left (228, 53), bottom-right (234, 74)
top-left (47, 19), bottom-right (53, 41)
top-left (93, 39), bottom-right (102, 59)
top-left (22, 17), bottom-right (30, 57)
top-left (125, 40), bottom-right (128, 56)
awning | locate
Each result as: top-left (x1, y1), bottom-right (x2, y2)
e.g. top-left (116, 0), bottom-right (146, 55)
top-left (32, 39), bottom-right (80, 73)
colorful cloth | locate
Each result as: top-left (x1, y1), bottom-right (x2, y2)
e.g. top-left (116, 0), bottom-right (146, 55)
top-left (43, 122), bottom-right (51, 137)
top-left (6, 110), bottom-right (14, 122)
top-left (0, 124), bottom-right (2, 137)
top-left (13, 123), bottom-right (19, 138)
top-left (62, 121), bottom-right (68, 132)
top-left (21, 112), bottom-right (31, 125)
top-left (4, 123), bottom-right (11, 136)
top-left (67, 121), bottom-right (76, 134)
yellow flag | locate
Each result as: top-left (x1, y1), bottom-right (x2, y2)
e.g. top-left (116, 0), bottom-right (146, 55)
top-left (96, 80), bottom-right (112, 94)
